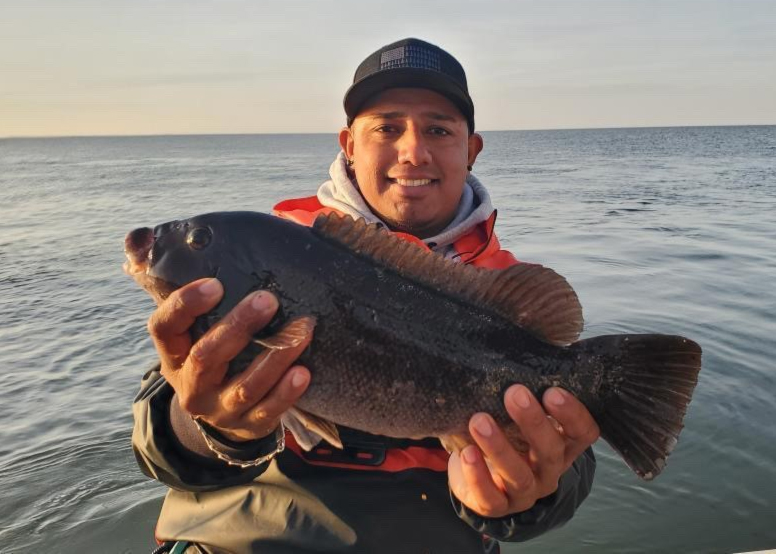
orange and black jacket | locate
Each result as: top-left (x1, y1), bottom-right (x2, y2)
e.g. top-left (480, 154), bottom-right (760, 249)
top-left (132, 197), bottom-right (596, 554)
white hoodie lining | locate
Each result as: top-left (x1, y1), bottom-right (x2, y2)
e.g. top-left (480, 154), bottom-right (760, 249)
top-left (316, 152), bottom-right (494, 260)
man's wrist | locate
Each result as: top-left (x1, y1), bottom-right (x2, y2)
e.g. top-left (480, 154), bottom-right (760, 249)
top-left (168, 392), bottom-right (282, 466)
top-left (191, 417), bottom-right (285, 468)
top-left (200, 419), bottom-right (278, 445)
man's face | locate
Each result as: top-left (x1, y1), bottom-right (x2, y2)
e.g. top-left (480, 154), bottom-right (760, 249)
top-left (339, 88), bottom-right (483, 239)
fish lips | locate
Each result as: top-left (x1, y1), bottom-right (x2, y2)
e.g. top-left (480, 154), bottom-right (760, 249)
top-left (123, 226), bottom-right (177, 304)
top-left (124, 227), bottom-right (154, 275)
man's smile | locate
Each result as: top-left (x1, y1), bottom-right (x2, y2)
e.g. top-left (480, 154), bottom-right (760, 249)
top-left (388, 177), bottom-right (436, 187)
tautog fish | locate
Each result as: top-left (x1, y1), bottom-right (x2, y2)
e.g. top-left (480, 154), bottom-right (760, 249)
top-left (124, 211), bottom-right (702, 480)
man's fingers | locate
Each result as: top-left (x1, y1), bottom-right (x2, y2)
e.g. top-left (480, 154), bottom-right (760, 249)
top-left (243, 366), bottom-right (311, 434)
top-left (453, 445), bottom-right (509, 517)
top-left (222, 321), bottom-right (314, 415)
top-left (468, 413), bottom-right (535, 496)
top-left (185, 291), bottom-right (279, 388)
top-left (504, 385), bottom-right (566, 492)
top-left (149, 278), bottom-right (223, 338)
top-left (148, 278), bottom-right (223, 368)
top-left (542, 387), bottom-right (600, 466)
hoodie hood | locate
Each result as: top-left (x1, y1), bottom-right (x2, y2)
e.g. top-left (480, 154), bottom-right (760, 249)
top-left (316, 152), bottom-right (494, 259)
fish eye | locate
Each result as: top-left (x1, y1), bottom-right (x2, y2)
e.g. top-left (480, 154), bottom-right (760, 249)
top-left (186, 227), bottom-right (212, 250)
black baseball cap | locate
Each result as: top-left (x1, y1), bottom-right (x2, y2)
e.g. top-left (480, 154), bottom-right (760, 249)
top-left (344, 38), bottom-right (475, 133)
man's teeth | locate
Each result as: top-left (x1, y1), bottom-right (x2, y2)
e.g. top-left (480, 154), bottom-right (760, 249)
top-left (394, 178), bottom-right (432, 186)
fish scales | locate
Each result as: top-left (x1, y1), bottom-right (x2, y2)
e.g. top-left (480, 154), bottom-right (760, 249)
top-left (124, 211), bottom-right (702, 480)
top-left (275, 251), bottom-right (543, 437)
top-left (261, 233), bottom-right (576, 437)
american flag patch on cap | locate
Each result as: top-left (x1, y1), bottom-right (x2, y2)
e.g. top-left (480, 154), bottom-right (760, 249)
top-left (380, 45), bottom-right (441, 72)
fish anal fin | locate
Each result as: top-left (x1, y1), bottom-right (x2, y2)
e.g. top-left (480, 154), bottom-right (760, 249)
top-left (439, 433), bottom-right (474, 454)
top-left (440, 422), bottom-right (530, 462)
top-left (285, 406), bottom-right (342, 450)
top-left (254, 316), bottom-right (317, 350)
top-left (313, 213), bottom-right (582, 345)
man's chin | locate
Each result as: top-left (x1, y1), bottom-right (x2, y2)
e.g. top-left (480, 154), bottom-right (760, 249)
top-left (383, 214), bottom-right (440, 240)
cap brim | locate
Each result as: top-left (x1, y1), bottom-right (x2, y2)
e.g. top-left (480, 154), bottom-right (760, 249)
top-left (344, 68), bottom-right (474, 129)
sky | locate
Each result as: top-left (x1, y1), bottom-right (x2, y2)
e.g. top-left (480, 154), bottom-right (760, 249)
top-left (1, 0), bottom-right (775, 137)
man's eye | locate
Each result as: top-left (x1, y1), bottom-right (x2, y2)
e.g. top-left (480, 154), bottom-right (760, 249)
top-left (429, 127), bottom-right (451, 136)
top-left (375, 125), bottom-right (397, 133)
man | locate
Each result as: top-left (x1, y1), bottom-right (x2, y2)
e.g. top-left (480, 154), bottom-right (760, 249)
top-left (134, 38), bottom-right (599, 553)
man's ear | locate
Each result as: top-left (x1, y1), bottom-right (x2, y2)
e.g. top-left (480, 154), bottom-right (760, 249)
top-left (338, 127), bottom-right (355, 160)
top-left (467, 133), bottom-right (484, 167)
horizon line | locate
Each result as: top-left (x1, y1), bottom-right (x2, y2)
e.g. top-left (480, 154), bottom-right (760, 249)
top-left (2, 122), bottom-right (775, 140)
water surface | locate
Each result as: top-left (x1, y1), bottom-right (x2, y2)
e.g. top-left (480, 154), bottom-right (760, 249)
top-left (1, 127), bottom-right (774, 553)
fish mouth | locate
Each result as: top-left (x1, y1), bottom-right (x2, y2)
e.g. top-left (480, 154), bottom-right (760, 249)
top-left (123, 227), bottom-right (177, 304)
top-left (123, 227), bottom-right (154, 276)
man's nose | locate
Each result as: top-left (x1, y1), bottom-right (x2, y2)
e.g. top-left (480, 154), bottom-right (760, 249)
top-left (396, 127), bottom-right (432, 166)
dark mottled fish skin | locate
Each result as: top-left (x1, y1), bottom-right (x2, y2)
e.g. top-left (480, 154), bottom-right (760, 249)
top-left (125, 211), bottom-right (702, 480)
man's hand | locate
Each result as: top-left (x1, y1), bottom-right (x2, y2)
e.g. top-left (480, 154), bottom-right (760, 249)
top-left (147, 278), bottom-right (313, 442)
top-left (448, 385), bottom-right (600, 518)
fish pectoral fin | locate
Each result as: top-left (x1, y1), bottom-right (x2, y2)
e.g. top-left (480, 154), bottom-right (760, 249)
top-left (253, 315), bottom-right (317, 350)
top-left (282, 412), bottom-right (323, 451)
top-left (285, 406), bottom-right (343, 450)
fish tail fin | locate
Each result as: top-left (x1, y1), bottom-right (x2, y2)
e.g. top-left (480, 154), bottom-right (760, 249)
top-left (573, 334), bottom-right (702, 480)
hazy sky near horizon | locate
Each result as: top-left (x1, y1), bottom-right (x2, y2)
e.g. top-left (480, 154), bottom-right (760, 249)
top-left (2, 0), bottom-right (775, 137)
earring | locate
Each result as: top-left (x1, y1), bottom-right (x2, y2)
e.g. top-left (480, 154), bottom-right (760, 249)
top-left (347, 159), bottom-right (354, 167)
top-left (467, 165), bottom-right (473, 171)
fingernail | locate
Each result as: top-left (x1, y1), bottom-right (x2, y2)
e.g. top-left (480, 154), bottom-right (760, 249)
top-left (199, 278), bottom-right (221, 297)
top-left (462, 445), bottom-right (479, 465)
top-left (546, 388), bottom-right (566, 406)
top-left (510, 386), bottom-right (531, 409)
top-left (291, 370), bottom-right (308, 389)
top-left (472, 414), bottom-right (492, 438)
top-left (251, 291), bottom-right (273, 312)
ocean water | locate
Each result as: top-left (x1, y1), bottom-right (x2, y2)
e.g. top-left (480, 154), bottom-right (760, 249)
top-left (0, 127), bottom-right (774, 553)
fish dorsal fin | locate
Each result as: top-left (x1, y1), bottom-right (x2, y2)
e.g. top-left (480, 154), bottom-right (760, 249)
top-left (312, 213), bottom-right (583, 345)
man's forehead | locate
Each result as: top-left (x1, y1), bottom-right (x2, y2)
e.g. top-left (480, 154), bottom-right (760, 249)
top-left (356, 88), bottom-right (466, 122)
top-left (362, 110), bottom-right (459, 122)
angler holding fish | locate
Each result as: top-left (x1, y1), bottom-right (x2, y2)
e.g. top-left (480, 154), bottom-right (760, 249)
top-left (128, 39), bottom-right (700, 554)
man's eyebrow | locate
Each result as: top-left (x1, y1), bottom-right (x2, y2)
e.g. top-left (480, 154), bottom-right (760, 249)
top-left (365, 111), bottom-right (406, 120)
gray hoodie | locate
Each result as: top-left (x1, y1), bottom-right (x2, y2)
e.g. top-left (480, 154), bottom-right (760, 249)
top-left (317, 152), bottom-right (494, 260)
